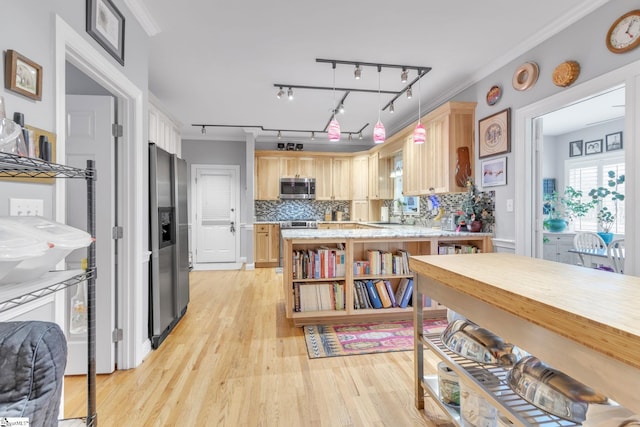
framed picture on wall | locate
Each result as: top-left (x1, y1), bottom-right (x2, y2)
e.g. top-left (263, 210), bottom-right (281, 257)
top-left (605, 131), bottom-right (623, 151)
top-left (478, 108), bottom-right (510, 158)
top-left (4, 50), bottom-right (42, 101)
top-left (481, 156), bottom-right (507, 187)
top-left (584, 139), bottom-right (603, 155)
top-left (569, 140), bottom-right (583, 157)
top-left (86, 0), bottom-right (125, 65)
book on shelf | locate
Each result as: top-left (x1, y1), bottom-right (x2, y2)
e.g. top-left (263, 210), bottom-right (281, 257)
top-left (398, 278), bottom-right (413, 308)
top-left (384, 280), bottom-right (397, 307)
top-left (374, 279), bottom-right (392, 308)
top-left (293, 247), bottom-right (346, 280)
top-left (365, 280), bottom-right (383, 309)
top-left (353, 260), bottom-right (371, 276)
top-left (438, 244), bottom-right (481, 255)
top-left (294, 282), bottom-right (344, 312)
top-left (396, 249), bottom-right (411, 274)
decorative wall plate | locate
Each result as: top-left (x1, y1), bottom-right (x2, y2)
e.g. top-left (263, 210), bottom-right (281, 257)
top-left (512, 62), bottom-right (539, 91)
top-left (552, 61), bottom-right (580, 87)
top-left (486, 85), bottom-right (502, 106)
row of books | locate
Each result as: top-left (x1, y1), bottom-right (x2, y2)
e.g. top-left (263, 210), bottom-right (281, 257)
top-left (292, 246), bottom-right (346, 279)
top-left (353, 278), bottom-right (413, 310)
top-left (293, 282), bottom-right (345, 312)
top-left (438, 244), bottom-right (481, 255)
top-left (353, 249), bottom-right (412, 276)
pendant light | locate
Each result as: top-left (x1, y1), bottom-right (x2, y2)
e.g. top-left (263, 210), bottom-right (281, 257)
top-left (328, 62), bottom-right (341, 142)
top-left (373, 66), bottom-right (385, 144)
top-left (413, 70), bottom-right (426, 144)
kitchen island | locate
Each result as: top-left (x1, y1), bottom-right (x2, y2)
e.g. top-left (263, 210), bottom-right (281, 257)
top-left (281, 225), bottom-right (492, 326)
top-left (410, 252), bottom-right (640, 419)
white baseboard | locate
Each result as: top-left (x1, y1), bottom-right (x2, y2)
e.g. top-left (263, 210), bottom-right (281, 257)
top-left (192, 262), bottom-right (243, 271)
top-left (245, 263), bottom-right (255, 270)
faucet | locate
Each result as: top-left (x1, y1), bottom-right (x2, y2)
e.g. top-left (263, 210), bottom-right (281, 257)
top-left (399, 208), bottom-right (406, 224)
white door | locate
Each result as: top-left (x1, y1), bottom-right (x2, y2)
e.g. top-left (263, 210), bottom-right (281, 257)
top-left (65, 95), bottom-right (116, 374)
top-left (193, 165), bottom-right (239, 264)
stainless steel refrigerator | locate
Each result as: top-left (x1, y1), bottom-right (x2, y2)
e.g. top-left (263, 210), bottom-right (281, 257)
top-left (149, 143), bottom-right (190, 349)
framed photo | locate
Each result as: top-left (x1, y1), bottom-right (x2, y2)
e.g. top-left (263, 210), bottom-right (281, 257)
top-left (4, 50), bottom-right (42, 100)
top-left (86, 0), bottom-right (125, 65)
top-left (569, 140), bottom-right (583, 157)
top-left (584, 139), bottom-right (603, 155)
top-left (478, 108), bottom-right (510, 158)
top-left (605, 131), bottom-right (623, 151)
top-left (481, 156), bottom-right (507, 187)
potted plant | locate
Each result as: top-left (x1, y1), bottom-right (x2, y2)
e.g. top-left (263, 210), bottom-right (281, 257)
top-left (458, 179), bottom-right (494, 232)
top-left (543, 186), bottom-right (595, 232)
top-left (588, 170), bottom-right (625, 244)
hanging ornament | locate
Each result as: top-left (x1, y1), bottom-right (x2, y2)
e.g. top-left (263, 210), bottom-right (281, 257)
top-left (413, 122), bottom-right (426, 144)
top-left (373, 120), bottom-right (386, 144)
top-left (328, 118), bottom-right (341, 142)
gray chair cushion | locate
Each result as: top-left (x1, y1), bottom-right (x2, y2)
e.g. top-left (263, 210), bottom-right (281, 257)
top-left (0, 321), bottom-right (67, 427)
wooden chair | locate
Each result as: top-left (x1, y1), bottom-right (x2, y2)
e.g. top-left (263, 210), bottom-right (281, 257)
top-left (607, 239), bottom-right (625, 274)
top-left (573, 231), bottom-right (606, 267)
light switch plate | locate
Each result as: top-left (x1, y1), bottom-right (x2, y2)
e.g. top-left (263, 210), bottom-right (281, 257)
top-left (506, 199), bottom-right (514, 212)
top-left (9, 198), bottom-right (44, 216)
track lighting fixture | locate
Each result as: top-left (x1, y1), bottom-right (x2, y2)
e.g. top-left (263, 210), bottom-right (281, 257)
top-left (354, 64), bottom-right (361, 80)
top-left (276, 87), bottom-right (284, 99)
top-left (414, 76), bottom-right (425, 144)
top-left (359, 132), bottom-right (363, 140)
top-left (401, 68), bottom-right (408, 83)
top-left (287, 87), bottom-right (294, 100)
top-left (373, 66), bottom-right (385, 144)
top-left (389, 102), bottom-right (395, 113)
top-left (311, 131), bottom-right (315, 140)
top-left (406, 86), bottom-right (413, 99)
top-left (201, 126), bottom-right (206, 135)
top-left (348, 133), bottom-right (353, 141)
top-left (338, 103), bottom-right (345, 114)
top-left (277, 131), bottom-right (282, 139)
top-left (328, 62), bottom-right (341, 142)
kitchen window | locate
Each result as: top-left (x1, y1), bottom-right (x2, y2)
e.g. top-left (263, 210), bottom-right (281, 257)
top-left (566, 154), bottom-right (625, 233)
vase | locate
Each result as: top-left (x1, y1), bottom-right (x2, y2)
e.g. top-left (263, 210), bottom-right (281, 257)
top-left (469, 220), bottom-right (482, 232)
top-left (546, 219), bottom-right (567, 232)
top-left (597, 232), bottom-right (614, 245)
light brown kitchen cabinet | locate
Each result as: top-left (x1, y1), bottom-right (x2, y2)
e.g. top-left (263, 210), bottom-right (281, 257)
top-left (315, 156), bottom-right (352, 201)
top-left (351, 200), bottom-right (369, 222)
top-left (280, 157), bottom-right (315, 178)
top-left (254, 223), bottom-right (280, 267)
top-left (368, 152), bottom-right (393, 200)
top-left (403, 101), bottom-right (476, 195)
top-left (351, 155), bottom-right (369, 200)
top-left (255, 156), bottom-right (281, 200)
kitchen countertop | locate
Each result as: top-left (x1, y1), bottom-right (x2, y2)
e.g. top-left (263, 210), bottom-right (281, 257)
top-left (281, 224), bottom-right (491, 239)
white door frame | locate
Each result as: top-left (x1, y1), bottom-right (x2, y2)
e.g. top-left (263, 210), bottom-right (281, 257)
top-left (191, 164), bottom-right (242, 270)
top-left (516, 59), bottom-right (640, 276)
top-left (55, 16), bottom-right (146, 368)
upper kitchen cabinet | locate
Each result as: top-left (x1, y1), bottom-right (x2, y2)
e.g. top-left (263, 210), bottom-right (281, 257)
top-left (368, 152), bottom-right (393, 200)
top-left (280, 156), bottom-right (315, 178)
top-left (316, 156), bottom-right (351, 201)
top-left (351, 155), bottom-right (369, 200)
top-left (403, 101), bottom-right (476, 195)
top-left (255, 156), bottom-right (280, 200)
top-left (149, 100), bottom-right (182, 156)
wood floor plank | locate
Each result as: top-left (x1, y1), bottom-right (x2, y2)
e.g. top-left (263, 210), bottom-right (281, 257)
top-left (64, 268), bottom-right (452, 426)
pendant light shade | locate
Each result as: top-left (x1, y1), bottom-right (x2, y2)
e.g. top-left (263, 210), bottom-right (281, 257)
top-left (413, 123), bottom-right (426, 144)
top-left (373, 120), bottom-right (386, 144)
top-left (328, 118), bottom-right (341, 142)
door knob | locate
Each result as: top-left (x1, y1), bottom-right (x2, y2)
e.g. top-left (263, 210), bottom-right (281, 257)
top-left (230, 221), bottom-right (236, 234)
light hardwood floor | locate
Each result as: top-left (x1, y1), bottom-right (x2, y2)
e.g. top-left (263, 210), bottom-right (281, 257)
top-left (64, 268), bottom-right (451, 426)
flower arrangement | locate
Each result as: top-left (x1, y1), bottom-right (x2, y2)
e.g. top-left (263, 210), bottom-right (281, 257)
top-left (458, 179), bottom-right (494, 227)
top-left (543, 186), bottom-right (595, 223)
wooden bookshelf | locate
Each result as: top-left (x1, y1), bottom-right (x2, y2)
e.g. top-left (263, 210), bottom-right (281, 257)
top-left (282, 232), bottom-right (492, 326)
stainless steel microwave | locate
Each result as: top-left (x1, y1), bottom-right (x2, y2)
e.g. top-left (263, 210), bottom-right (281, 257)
top-left (279, 177), bottom-right (316, 199)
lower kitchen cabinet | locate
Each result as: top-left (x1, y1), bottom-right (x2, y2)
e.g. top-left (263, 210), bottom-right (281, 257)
top-left (543, 232), bottom-right (576, 265)
top-left (254, 223), bottom-right (280, 267)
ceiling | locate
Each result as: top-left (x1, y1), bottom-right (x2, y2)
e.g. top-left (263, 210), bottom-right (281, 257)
top-left (130, 0), bottom-right (614, 148)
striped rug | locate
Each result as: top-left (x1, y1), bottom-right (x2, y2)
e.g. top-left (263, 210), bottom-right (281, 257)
top-left (304, 319), bottom-right (448, 359)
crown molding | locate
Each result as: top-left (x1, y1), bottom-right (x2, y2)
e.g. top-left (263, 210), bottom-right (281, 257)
top-left (123, 0), bottom-right (161, 36)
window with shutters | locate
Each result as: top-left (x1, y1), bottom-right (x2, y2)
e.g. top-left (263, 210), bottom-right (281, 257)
top-left (566, 154), bottom-right (625, 233)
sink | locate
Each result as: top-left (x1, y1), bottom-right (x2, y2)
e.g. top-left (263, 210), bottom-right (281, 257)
top-left (368, 222), bottom-right (409, 227)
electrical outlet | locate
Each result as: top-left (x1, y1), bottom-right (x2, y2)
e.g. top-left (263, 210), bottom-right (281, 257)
top-left (9, 198), bottom-right (44, 216)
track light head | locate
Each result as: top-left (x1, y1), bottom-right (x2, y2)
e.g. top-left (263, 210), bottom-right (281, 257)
top-left (311, 131), bottom-right (315, 140)
top-left (401, 68), bottom-right (408, 83)
top-left (390, 102), bottom-right (395, 113)
top-left (201, 126), bottom-right (206, 135)
top-left (354, 64), bottom-right (361, 80)
top-left (406, 86), bottom-right (413, 99)
top-left (276, 87), bottom-right (284, 99)
top-left (359, 132), bottom-right (363, 140)
top-left (287, 87), bottom-right (294, 100)
top-left (348, 133), bottom-right (353, 141)
top-left (277, 131), bottom-right (282, 139)
top-left (339, 103), bottom-right (345, 114)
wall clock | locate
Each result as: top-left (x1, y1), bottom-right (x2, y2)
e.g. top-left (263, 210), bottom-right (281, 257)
top-left (606, 10), bottom-right (640, 53)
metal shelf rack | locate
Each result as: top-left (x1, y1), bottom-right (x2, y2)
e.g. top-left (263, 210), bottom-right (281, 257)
top-left (418, 334), bottom-right (580, 427)
top-left (0, 152), bottom-right (97, 427)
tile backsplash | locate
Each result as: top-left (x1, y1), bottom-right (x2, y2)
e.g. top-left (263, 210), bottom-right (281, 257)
top-left (255, 191), bottom-right (495, 233)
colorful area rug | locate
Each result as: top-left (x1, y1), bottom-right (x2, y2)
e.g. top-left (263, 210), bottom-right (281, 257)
top-left (304, 319), bottom-right (448, 359)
